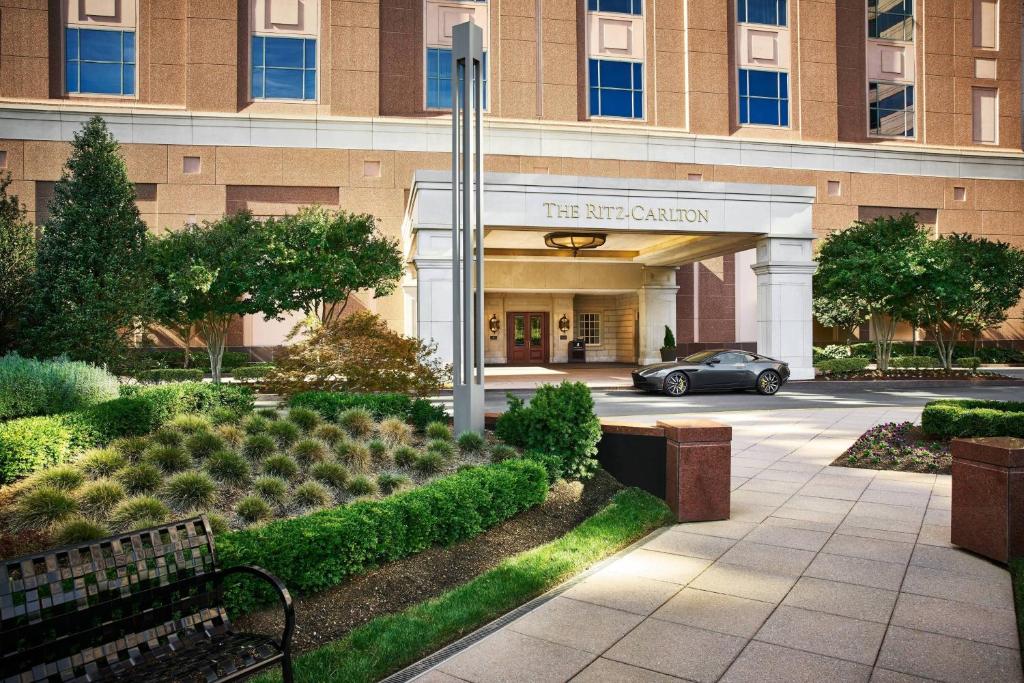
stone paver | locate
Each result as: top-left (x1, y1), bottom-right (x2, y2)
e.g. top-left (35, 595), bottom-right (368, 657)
top-left (409, 406), bottom-right (1022, 683)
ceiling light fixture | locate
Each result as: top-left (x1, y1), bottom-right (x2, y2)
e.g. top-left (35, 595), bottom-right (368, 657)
top-left (543, 232), bottom-right (607, 257)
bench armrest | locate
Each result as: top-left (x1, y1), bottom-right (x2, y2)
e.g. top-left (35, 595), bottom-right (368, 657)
top-left (218, 565), bottom-right (295, 652)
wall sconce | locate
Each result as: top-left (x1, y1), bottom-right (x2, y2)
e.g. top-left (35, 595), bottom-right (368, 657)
top-left (489, 314), bottom-right (500, 334)
top-left (558, 314), bottom-right (570, 334)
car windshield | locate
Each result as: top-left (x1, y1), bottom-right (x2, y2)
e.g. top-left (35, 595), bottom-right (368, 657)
top-left (682, 351), bottom-right (718, 363)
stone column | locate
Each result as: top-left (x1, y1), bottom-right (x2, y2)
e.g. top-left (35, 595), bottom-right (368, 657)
top-left (638, 266), bottom-right (679, 365)
top-left (413, 259), bottom-right (455, 363)
top-left (751, 237), bottom-right (817, 381)
top-left (659, 419), bottom-right (732, 523)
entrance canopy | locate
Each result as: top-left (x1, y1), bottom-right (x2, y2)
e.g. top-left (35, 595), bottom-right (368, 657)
top-left (404, 171), bottom-right (818, 379)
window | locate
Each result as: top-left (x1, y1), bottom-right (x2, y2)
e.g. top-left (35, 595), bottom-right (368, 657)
top-left (65, 28), bottom-right (135, 96)
top-left (868, 0), bottom-right (914, 41)
top-left (589, 59), bottom-right (643, 119)
top-left (587, 0), bottom-right (642, 15)
top-left (251, 35), bottom-right (317, 101)
top-left (973, 0), bottom-right (998, 49)
top-left (426, 48), bottom-right (488, 109)
top-left (972, 87), bottom-right (998, 144)
top-left (869, 82), bottom-right (914, 137)
top-left (738, 69), bottom-right (789, 126)
top-left (737, 0), bottom-right (787, 26)
top-left (576, 313), bottom-right (601, 345)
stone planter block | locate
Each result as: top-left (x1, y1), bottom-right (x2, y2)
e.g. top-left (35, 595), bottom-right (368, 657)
top-left (951, 436), bottom-right (1024, 564)
top-left (659, 419), bottom-right (731, 523)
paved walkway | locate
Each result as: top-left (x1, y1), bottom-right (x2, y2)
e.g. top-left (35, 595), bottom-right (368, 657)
top-left (409, 406), bottom-right (1023, 683)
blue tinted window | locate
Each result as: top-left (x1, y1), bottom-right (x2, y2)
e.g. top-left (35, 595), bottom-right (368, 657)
top-left (588, 0), bottom-right (642, 14)
top-left (869, 82), bottom-right (914, 137)
top-left (65, 28), bottom-right (135, 96)
top-left (737, 0), bottom-right (787, 26)
top-left (868, 0), bottom-right (913, 41)
top-left (588, 58), bottom-right (643, 119)
top-left (426, 48), bottom-right (488, 109)
top-left (738, 69), bottom-right (788, 126)
top-left (251, 36), bottom-right (317, 101)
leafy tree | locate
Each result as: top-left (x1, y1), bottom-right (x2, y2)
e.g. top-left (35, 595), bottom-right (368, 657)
top-left (22, 116), bottom-right (152, 366)
top-left (264, 311), bottom-right (450, 396)
top-left (813, 214), bottom-right (929, 371)
top-left (811, 295), bottom-right (864, 346)
top-left (149, 212), bottom-right (277, 383)
top-left (262, 207), bottom-right (404, 325)
top-left (917, 233), bottom-right (1024, 369)
top-left (0, 172), bottom-right (35, 354)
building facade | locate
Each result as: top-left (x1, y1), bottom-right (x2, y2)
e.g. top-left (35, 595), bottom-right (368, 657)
top-left (1, 0), bottom-right (1022, 373)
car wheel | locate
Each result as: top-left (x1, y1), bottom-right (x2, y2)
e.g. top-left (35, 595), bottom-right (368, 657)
top-left (663, 371), bottom-right (689, 397)
top-left (757, 370), bottom-right (782, 395)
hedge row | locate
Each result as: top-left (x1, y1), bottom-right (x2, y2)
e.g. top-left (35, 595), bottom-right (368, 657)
top-left (0, 354), bottom-right (119, 420)
top-left (922, 399), bottom-right (1024, 439)
top-left (231, 363), bottom-right (275, 381)
top-left (141, 350), bottom-right (251, 370)
top-left (814, 357), bottom-right (871, 375)
top-left (134, 368), bottom-right (205, 383)
top-left (843, 342), bottom-right (1024, 363)
top-left (0, 383), bottom-right (254, 483)
top-left (288, 391), bottom-right (448, 430)
top-left (217, 458), bottom-right (549, 613)
top-left (890, 356), bottom-right (938, 369)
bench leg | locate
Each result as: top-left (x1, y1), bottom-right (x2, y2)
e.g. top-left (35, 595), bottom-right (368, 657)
top-left (281, 653), bottom-right (295, 683)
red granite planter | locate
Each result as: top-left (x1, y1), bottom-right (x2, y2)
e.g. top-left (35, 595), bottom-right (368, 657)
top-left (951, 437), bottom-right (1024, 564)
top-left (660, 419), bottom-right (732, 523)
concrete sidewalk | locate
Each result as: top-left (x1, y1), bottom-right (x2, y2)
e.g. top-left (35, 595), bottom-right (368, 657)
top-left (406, 406), bottom-right (1022, 683)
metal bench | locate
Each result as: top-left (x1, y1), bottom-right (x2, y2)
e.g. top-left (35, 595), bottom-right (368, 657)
top-left (0, 516), bottom-right (294, 683)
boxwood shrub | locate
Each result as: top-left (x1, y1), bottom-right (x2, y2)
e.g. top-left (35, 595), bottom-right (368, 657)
top-left (0, 383), bottom-right (254, 483)
top-left (814, 357), bottom-right (871, 375)
top-left (231, 364), bottom-right (275, 382)
top-left (134, 368), bottom-right (205, 383)
top-left (217, 458), bottom-right (549, 614)
top-left (0, 354), bottom-right (119, 420)
top-left (921, 399), bottom-right (1024, 439)
top-left (890, 356), bottom-right (938, 369)
top-left (957, 357), bottom-right (982, 371)
top-left (289, 391), bottom-right (448, 430)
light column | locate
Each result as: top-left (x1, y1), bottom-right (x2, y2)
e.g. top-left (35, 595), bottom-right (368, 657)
top-left (638, 266), bottom-right (679, 365)
top-left (752, 237), bottom-right (817, 381)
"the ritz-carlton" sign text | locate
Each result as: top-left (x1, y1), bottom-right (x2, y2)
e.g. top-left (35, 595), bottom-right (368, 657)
top-left (542, 201), bottom-right (711, 224)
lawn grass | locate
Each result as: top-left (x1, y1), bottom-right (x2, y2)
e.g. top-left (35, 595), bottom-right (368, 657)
top-left (254, 487), bottom-right (673, 683)
top-left (1012, 557), bottom-right (1024, 658)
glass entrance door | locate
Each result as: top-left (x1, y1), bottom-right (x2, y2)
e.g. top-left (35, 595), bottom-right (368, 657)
top-left (506, 312), bottom-right (549, 364)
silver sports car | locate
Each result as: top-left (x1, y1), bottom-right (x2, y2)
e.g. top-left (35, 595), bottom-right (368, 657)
top-left (632, 349), bottom-right (790, 396)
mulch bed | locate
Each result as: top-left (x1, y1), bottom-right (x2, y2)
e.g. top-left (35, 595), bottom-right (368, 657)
top-left (831, 421), bottom-right (952, 474)
top-left (816, 369), bottom-right (1018, 381)
top-left (235, 469), bottom-right (625, 654)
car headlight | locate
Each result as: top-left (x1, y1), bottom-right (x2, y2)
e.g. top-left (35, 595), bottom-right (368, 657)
top-left (640, 367), bottom-right (671, 377)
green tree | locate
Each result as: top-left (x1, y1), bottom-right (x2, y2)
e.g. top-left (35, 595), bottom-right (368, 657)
top-left (23, 116), bottom-right (151, 366)
top-left (0, 172), bottom-right (35, 354)
top-left (813, 214), bottom-right (929, 371)
top-left (262, 206), bottom-right (404, 325)
top-left (149, 212), bottom-right (278, 383)
top-left (917, 233), bottom-right (1024, 369)
top-left (811, 294), bottom-right (864, 346)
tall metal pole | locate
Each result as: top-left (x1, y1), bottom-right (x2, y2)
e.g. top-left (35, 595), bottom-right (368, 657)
top-left (452, 21), bottom-right (485, 435)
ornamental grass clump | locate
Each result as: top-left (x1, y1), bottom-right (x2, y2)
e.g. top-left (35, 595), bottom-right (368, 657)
top-left (253, 476), bottom-right (289, 504)
top-left (457, 431), bottom-right (485, 453)
top-left (393, 445), bottom-right (418, 468)
top-left (287, 407), bottom-right (320, 433)
top-left (242, 434), bottom-right (276, 461)
top-left (168, 414), bottom-right (212, 434)
top-left (413, 451), bottom-right (444, 474)
top-left (53, 517), bottom-right (109, 545)
top-left (490, 443), bottom-right (518, 463)
top-left (312, 423), bottom-right (345, 446)
top-left (78, 448), bottom-right (126, 478)
top-left (426, 439), bottom-right (455, 459)
top-left (347, 475), bottom-right (377, 496)
top-left (378, 417), bottom-right (413, 446)
top-left (110, 496), bottom-right (169, 530)
top-left (143, 445), bottom-right (191, 474)
top-left (205, 513), bottom-right (229, 536)
top-left (291, 439), bottom-right (328, 465)
top-left (338, 407), bottom-right (375, 438)
top-left (30, 465), bottom-right (85, 491)
top-left (205, 450), bottom-right (250, 486)
top-left (293, 481), bottom-right (331, 508)
top-left (425, 421), bottom-right (451, 440)
top-left (116, 463), bottom-right (163, 495)
top-left (77, 479), bottom-right (126, 516)
top-left (255, 408), bottom-right (280, 421)
top-left (310, 461), bottom-right (349, 490)
top-left (268, 420), bottom-right (301, 448)
top-left (208, 407), bottom-right (238, 426)
top-left (243, 414), bottom-right (271, 435)
top-left (367, 438), bottom-right (390, 464)
top-left (150, 427), bottom-right (183, 447)
top-left (15, 487), bottom-right (77, 529)
top-left (264, 454), bottom-right (299, 480)
top-left (341, 441), bottom-right (371, 472)
top-left (216, 424), bottom-right (245, 448)
top-left (163, 471), bottom-right (217, 511)
top-left (236, 495), bottom-right (272, 524)
top-left (184, 431), bottom-right (223, 459)
top-left (377, 472), bottom-right (411, 494)
top-left (110, 436), bottom-right (150, 461)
